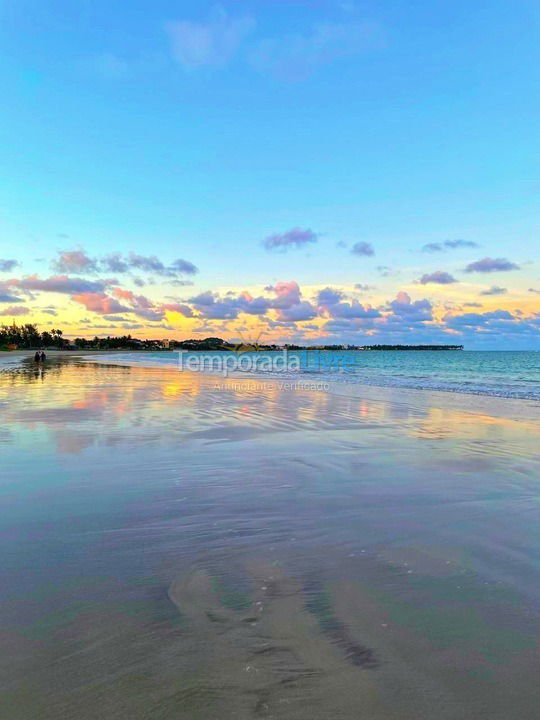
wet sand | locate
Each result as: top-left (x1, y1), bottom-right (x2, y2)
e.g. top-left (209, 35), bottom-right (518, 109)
top-left (1, 359), bottom-right (540, 719)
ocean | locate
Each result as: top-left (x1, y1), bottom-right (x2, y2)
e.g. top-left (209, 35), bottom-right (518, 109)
top-left (87, 349), bottom-right (540, 400)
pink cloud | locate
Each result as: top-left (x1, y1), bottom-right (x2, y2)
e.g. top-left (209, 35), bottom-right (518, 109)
top-left (52, 250), bottom-right (97, 274)
top-left (270, 281), bottom-right (302, 308)
top-left (71, 293), bottom-right (129, 315)
top-left (160, 302), bottom-right (194, 317)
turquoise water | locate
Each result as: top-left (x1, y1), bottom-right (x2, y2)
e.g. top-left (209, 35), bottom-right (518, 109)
top-left (90, 350), bottom-right (540, 400)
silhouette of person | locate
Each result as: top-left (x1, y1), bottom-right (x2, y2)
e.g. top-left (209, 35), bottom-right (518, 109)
top-left (39, 350), bottom-right (46, 362)
top-left (34, 351), bottom-right (41, 363)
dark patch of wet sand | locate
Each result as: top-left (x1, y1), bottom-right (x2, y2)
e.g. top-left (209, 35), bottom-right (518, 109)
top-left (167, 561), bottom-right (416, 720)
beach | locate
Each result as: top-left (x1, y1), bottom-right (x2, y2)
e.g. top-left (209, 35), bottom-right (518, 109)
top-left (1, 356), bottom-right (540, 719)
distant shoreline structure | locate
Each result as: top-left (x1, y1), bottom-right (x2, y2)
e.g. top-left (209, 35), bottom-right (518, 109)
top-left (350, 344), bottom-right (464, 351)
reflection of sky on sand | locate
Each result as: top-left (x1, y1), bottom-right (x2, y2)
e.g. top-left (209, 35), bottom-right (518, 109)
top-left (1, 360), bottom-right (540, 719)
top-left (2, 362), bottom-right (538, 455)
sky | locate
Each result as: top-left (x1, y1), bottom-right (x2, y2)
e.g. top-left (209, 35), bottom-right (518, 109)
top-left (1, 0), bottom-right (539, 349)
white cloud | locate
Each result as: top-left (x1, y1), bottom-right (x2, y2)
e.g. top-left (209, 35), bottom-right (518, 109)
top-left (166, 7), bottom-right (255, 68)
top-left (251, 20), bottom-right (384, 81)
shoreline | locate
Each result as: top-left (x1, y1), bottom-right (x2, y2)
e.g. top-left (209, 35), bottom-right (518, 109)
top-left (82, 350), bottom-right (540, 404)
top-left (1, 349), bottom-right (537, 424)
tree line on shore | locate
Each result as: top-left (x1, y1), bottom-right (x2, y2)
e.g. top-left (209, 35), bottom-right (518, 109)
top-left (1, 323), bottom-right (463, 352)
top-left (0, 323), bottom-right (162, 350)
top-left (1, 323), bottom-right (67, 349)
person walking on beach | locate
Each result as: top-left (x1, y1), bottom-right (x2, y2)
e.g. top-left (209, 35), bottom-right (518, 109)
top-left (34, 350), bottom-right (41, 363)
top-left (39, 350), bottom-right (46, 362)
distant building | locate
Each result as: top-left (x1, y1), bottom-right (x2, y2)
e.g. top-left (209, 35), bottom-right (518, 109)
top-left (162, 339), bottom-right (170, 349)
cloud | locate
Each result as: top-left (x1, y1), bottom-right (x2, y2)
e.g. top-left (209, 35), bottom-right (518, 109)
top-left (11, 275), bottom-right (110, 294)
top-left (419, 271), bottom-right (457, 285)
top-left (187, 281), bottom-right (310, 321)
top-left (127, 253), bottom-right (170, 274)
top-left (268, 281), bottom-right (302, 308)
top-left (529, 288), bottom-right (540, 294)
top-left (189, 291), bottom-right (241, 320)
top-left (189, 290), bottom-right (215, 307)
top-left (316, 286), bottom-right (379, 321)
top-left (124, 253), bottom-right (198, 277)
top-left (112, 287), bottom-right (150, 307)
top-left (351, 241), bottom-right (374, 257)
top-left (236, 292), bottom-right (273, 315)
top-left (97, 252), bottom-right (198, 279)
top-left (422, 243), bottom-right (443, 253)
top-left (438, 309), bottom-right (540, 345)
top-left (322, 316), bottom-right (377, 334)
top-left (0, 291), bottom-right (24, 303)
top-left (131, 308), bottom-right (164, 322)
top-left (317, 287), bottom-right (344, 306)
top-left (189, 289), bottom-right (274, 319)
top-left (102, 315), bottom-right (129, 322)
top-left (160, 302), bottom-right (194, 317)
top-left (71, 293), bottom-right (129, 315)
top-left (0, 259), bottom-right (19, 272)
top-left (377, 265), bottom-right (398, 277)
top-left (170, 258), bottom-right (198, 275)
top-left (52, 249), bottom-right (98, 274)
top-left (326, 301), bottom-right (380, 320)
top-left (355, 283), bottom-right (376, 291)
top-left (445, 239), bottom-right (478, 249)
top-left (445, 309), bottom-right (514, 329)
top-left (0, 305), bottom-right (30, 317)
top-left (108, 287), bottom-right (171, 321)
top-left (388, 291), bottom-right (433, 323)
top-left (276, 300), bottom-right (317, 322)
top-left (422, 239), bottom-right (478, 253)
top-left (251, 21), bottom-right (383, 81)
top-left (101, 253), bottom-right (129, 273)
top-left (464, 257), bottom-right (520, 273)
top-left (166, 8), bottom-right (255, 69)
top-left (263, 227), bottom-right (318, 252)
top-left (480, 286), bottom-right (507, 296)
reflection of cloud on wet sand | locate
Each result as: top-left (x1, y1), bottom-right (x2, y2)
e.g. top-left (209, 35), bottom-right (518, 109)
top-left (410, 407), bottom-right (540, 444)
top-left (2, 361), bottom-right (539, 460)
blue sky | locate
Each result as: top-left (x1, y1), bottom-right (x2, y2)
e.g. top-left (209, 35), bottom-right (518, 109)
top-left (1, 0), bottom-right (539, 347)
